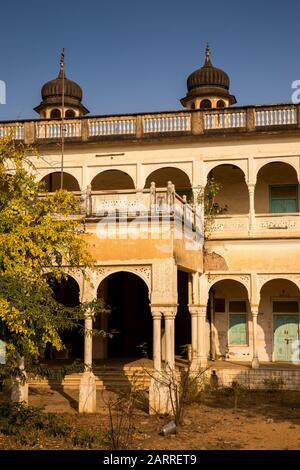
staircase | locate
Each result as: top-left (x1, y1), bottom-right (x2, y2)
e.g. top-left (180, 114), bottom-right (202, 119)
top-left (28, 366), bottom-right (153, 392)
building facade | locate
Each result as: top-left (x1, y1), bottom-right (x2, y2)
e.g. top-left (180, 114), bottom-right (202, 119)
top-left (2, 47), bottom-right (300, 409)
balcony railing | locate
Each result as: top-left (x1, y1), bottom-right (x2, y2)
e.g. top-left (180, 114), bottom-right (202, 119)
top-left (37, 188), bottom-right (300, 240)
top-left (39, 185), bottom-right (202, 236)
top-left (1, 103), bottom-right (299, 144)
top-left (210, 212), bottom-right (300, 238)
top-left (211, 215), bottom-right (250, 235)
top-left (204, 110), bottom-right (247, 129)
top-left (255, 213), bottom-right (300, 231)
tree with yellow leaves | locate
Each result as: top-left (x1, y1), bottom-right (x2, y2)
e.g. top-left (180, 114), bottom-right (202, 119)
top-left (0, 137), bottom-right (106, 389)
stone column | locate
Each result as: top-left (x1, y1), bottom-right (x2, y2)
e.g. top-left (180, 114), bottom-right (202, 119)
top-left (251, 306), bottom-right (259, 369)
top-left (149, 307), bottom-right (176, 415)
top-left (84, 315), bottom-right (93, 368)
top-left (189, 306), bottom-right (198, 368)
top-left (209, 291), bottom-right (216, 361)
top-left (248, 184), bottom-right (256, 234)
top-left (197, 306), bottom-right (208, 368)
top-left (11, 354), bottom-right (28, 404)
top-left (152, 311), bottom-right (162, 372)
top-left (164, 311), bottom-right (176, 370)
top-left (79, 310), bottom-right (97, 413)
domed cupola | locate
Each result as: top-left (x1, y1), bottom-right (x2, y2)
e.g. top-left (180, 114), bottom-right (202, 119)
top-left (180, 45), bottom-right (236, 110)
top-left (34, 51), bottom-right (89, 119)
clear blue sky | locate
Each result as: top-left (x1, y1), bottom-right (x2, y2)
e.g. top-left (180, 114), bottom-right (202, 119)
top-left (0, 0), bottom-right (300, 120)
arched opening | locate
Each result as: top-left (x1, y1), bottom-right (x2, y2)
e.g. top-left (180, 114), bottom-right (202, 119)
top-left (216, 100), bottom-right (225, 108)
top-left (255, 162), bottom-right (299, 214)
top-left (40, 172), bottom-right (80, 192)
top-left (50, 108), bottom-right (61, 119)
top-left (260, 279), bottom-right (300, 362)
top-left (175, 270), bottom-right (191, 357)
top-left (91, 170), bottom-right (135, 191)
top-left (144, 167), bottom-right (192, 199)
top-left (45, 275), bottom-right (83, 360)
top-left (65, 109), bottom-right (75, 118)
top-left (208, 280), bottom-right (249, 361)
top-left (208, 165), bottom-right (249, 214)
top-left (96, 272), bottom-right (152, 359)
top-left (200, 99), bottom-right (212, 109)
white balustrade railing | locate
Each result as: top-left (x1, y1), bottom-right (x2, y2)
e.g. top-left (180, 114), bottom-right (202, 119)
top-left (0, 123), bottom-right (24, 140)
top-left (88, 118), bottom-right (136, 136)
top-left (0, 104), bottom-right (299, 142)
top-left (204, 111), bottom-right (246, 130)
top-left (143, 114), bottom-right (191, 133)
top-left (36, 121), bottom-right (81, 139)
top-left (255, 106), bottom-right (297, 126)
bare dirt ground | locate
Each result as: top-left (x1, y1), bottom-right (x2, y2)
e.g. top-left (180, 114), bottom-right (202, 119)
top-left (0, 387), bottom-right (300, 450)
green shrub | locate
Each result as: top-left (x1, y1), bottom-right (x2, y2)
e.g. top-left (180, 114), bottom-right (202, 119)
top-left (0, 402), bottom-right (71, 439)
top-left (71, 429), bottom-right (103, 449)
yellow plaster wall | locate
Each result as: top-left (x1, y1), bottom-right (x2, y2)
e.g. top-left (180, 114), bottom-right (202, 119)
top-left (206, 240), bottom-right (300, 272)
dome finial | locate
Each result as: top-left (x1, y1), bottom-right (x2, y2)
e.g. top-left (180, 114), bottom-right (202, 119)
top-left (205, 43), bottom-right (212, 66)
top-left (58, 48), bottom-right (65, 78)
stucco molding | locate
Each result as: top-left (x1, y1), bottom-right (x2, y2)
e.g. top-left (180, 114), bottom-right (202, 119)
top-left (206, 273), bottom-right (251, 297)
top-left (257, 273), bottom-right (300, 291)
top-left (96, 264), bottom-right (152, 291)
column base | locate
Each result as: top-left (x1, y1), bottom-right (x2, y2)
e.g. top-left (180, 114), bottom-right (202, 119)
top-left (198, 356), bottom-right (208, 368)
top-left (149, 374), bottom-right (177, 416)
top-left (251, 357), bottom-right (260, 369)
top-left (11, 379), bottom-right (28, 404)
top-left (79, 371), bottom-right (97, 413)
top-left (190, 358), bottom-right (199, 372)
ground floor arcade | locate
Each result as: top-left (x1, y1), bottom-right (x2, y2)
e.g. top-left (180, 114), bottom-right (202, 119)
top-left (49, 268), bottom-right (300, 370)
top-left (20, 266), bottom-right (300, 412)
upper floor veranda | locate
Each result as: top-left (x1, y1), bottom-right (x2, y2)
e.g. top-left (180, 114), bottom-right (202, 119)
top-left (2, 102), bottom-right (300, 241)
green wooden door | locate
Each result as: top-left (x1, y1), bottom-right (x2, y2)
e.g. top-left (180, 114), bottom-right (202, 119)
top-left (229, 313), bottom-right (247, 345)
top-left (274, 315), bottom-right (299, 362)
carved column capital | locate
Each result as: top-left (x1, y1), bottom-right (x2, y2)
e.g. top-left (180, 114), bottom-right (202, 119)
top-left (251, 305), bottom-right (259, 317)
top-left (247, 183), bottom-right (256, 193)
top-left (151, 310), bottom-right (162, 320)
top-left (189, 304), bottom-right (207, 317)
top-left (163, 311), bottom-right (177, 320)
top-left (150, 304), bottom-right (177, 319)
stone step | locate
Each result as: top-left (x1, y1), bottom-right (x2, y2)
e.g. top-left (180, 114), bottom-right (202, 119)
top-left (28, 369), bottom-right (153, 391)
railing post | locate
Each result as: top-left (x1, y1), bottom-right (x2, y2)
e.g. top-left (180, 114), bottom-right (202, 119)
top-left (151, 310), bottom-right (162, 372)
top-left (297, 104), bottom-right (300, 128)
top-left (24, 121), bottom-right (35, 145)
top-left (82, 119), bottom-right (89, 141)
top-left (246, 107), bottom-right (255, 131)
top-left (191, 110), bottom-right (204, 135)
top-left (136, 115), bottom-right (143, 138)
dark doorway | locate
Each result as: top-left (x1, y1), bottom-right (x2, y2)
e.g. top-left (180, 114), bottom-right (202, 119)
top-left (175, 270), bottom-right (191, 356)
top-left (47, 275), bottom-right (83, 359)
top-left (98, 272), bottom-right (152, 358)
